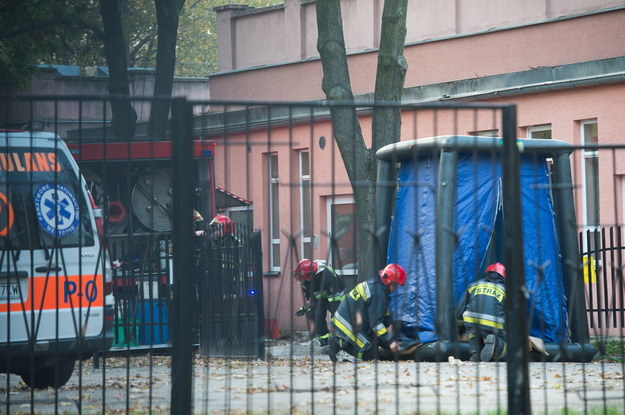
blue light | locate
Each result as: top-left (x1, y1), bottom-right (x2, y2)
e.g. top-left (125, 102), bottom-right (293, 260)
top-left (248, 290), bottom-right (256, 295)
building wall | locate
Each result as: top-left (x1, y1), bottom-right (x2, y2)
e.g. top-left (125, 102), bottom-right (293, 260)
top-left (5, 66), bottom-right (210, 139)
top-left (210, 7), bottom-right (625, 102)
top-left (208, 82), bottom-right (625, 332)
top-left (210, 1), bottom-right (625, 335)
top-left (216, 0), bottom-right (625, 73)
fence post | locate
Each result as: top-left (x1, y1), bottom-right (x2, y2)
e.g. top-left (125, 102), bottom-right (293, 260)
top-left (436, 149), bottom-right (459, 344)
top-left (552, 152), bottom-right (589, 343)
top-left (501, 105), bottom-right (531, 414)
top-left (170, 98), bottom-right (195, 414)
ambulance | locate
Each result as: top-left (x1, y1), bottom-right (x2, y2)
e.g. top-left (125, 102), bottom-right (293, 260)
top-left (0, 131), bottom-right (113, 388)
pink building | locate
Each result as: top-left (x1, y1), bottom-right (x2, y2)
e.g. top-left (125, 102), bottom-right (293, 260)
top-left (210, 0), bottom-right (625, 335)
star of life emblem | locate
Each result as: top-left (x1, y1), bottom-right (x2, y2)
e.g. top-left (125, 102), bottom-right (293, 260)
top-left (34, 183), bottom-right (80, 237)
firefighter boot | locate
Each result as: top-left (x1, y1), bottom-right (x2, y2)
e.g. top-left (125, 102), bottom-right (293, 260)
top-left (480, 334), bottom-right (497, 362)
top-left (327, 336), bottom-right (340, 363)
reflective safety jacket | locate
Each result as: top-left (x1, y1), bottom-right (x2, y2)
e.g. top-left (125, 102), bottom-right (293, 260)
top-left (300, 264), bottom-right (345, 312)
top-left (456, 272), bottom-right (506, 332)
top-left (330, 279), bottom-right (393, 351)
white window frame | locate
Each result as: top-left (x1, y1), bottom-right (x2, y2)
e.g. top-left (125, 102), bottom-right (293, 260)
top-left (468, 129), bottom-right (498, 137)
top-left (224, 205), bottom-right (253, 229)
top-left (268, 154), bottom-right (280, 271)
top-left (326, 196), bottom-right (358, 276)
top-left (526, 124), bottom-right (552, 139)
top-left (299, 151), bottom-right (312, 259)
top-left (580, 120), bottom-right (599, 230)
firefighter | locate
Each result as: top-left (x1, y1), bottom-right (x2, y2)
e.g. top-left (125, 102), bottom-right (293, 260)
top-left (326, 263), bottom-right (406, 362)
top-left (456, 262), bottom-right (507, 362)
top-left (193, 209), bottom-right (205, 236)
top-left (293, 259), bottom-right (346, 346)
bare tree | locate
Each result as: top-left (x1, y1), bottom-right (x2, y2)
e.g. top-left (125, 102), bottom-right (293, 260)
top-left (99, 0), bottom-right (138, 139)
top-left (147, 0), bottom-right (185, 139)
top-left (316, 0), bottom-right (408, 280)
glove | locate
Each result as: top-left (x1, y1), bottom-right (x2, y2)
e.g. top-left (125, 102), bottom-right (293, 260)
top-left (295, 308), bottom-right (306, 317)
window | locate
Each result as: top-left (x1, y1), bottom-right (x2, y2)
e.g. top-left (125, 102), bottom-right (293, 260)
top-left (581, 121), bottom-right (600, 227)
top-left (580, 120), bottom-right (600, 258)
top-left (225, 206), bottom-right (253, 231)
top-left (268, 154), bottom-right (280, 270)
top-left (299, 151), bottom-right (312, 259)
top-left (327, 197), bottom-right (357, 275)
top-left (527, 124), bottom-right (553, 166)
top-left (526, 124), bottom-right (552, 139)
top-left (468, 129), bottom-right (498, 137)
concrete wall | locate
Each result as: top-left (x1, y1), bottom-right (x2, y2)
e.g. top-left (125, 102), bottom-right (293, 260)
top-left (210, 7), bottom-right (625, 101)
top-left (215, 0), bottom-right (625, 73)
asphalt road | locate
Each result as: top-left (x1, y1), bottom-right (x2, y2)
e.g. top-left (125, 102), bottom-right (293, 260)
top-left (1, 342), bottom-right (623, 414)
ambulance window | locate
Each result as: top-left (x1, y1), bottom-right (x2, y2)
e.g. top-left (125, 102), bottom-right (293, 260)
top-left (0, 148), bottom-right (95, 250)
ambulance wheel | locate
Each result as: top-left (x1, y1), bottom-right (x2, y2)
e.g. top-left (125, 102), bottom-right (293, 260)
top-left (21, 359), bottom-right (76, 389)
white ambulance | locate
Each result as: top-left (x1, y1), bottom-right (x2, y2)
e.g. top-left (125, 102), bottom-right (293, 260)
top-left (0, 131), bottom-right (113, 388)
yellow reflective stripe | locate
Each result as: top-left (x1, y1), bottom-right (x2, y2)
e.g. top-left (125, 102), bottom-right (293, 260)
top-left (468, 283), bottom-right (506, 302)
top-left (376, 327), bottom-right (388, 337)
top-left (355, 284), bottom-right (368, 301)
top-left (462, 316), bottom-right (504, 330)
top-left (328, 293), bottom-right (346, 302)
top-left (331, 316), bottom-right (365, 348)
top-left (318, 333), bottom-right (330, 339)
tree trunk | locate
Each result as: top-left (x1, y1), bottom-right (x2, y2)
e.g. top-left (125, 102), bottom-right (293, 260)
top-left (316, 0), bottom-right (407, 282)
top-left (147, 0), bottom-right (185, 139)
top-left (372, 0), bottom-right (408, 150)
top-left (99, 0), bottom-right (137, 139)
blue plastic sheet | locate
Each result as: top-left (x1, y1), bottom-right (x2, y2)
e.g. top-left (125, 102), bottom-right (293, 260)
top-left (387, 152), bottom-right (568, 343)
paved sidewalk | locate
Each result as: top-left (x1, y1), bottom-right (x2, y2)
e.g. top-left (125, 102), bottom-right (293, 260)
top-left (1, 341), bottom-right (623, 414)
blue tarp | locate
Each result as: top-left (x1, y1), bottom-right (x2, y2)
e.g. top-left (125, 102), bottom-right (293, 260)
top-left (387, 152), bottom-right (569, 343)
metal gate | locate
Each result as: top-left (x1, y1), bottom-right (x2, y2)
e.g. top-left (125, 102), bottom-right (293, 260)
top-left (197, 225), bottom-right (265, 358)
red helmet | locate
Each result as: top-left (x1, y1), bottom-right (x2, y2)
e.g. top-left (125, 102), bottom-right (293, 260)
top-left (485, 262), bottom-right (506, 279)
top-left (210, 214), bottom-right (234, 234)
top-left (379, 263), bottom-right (407, 286)
top-left (294, 259), bottom-right (318, 281)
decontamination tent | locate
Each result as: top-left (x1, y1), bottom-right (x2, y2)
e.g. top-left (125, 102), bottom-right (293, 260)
top-left (375, 136), bottom-right (595, 361)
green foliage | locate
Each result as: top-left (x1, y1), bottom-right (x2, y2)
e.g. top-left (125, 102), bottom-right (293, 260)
top-left (592, 337), bottom-right (625, 358)
top-left (0, 0), bottom-right (103, 90)
top-left (0, 0), bottom-right (282, 88)
top-left (176, 0), bottom-right (282, 77)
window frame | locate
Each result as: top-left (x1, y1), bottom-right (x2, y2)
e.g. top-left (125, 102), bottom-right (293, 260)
top-left (298, 150), bottom-right (312, 259)
top-left (468, 129), bottom-right (498, 137)
top-left (326, 196), bottom-right (358, 276)
top-left (526, 124), bottom-right (552, 140)
top-left (580, 120), bottom-right (599, 229)
top-left (268, 153), bottom-right (280, 271)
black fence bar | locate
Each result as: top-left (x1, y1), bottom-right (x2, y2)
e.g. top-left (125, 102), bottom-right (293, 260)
top-left (170, 98), bottom-right (195, 414)
top-left (501, 105), bottom-right (531, 415)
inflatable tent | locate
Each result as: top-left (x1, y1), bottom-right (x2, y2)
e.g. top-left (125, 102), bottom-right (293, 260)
top-left (375, 136), bottom-right (596, 361)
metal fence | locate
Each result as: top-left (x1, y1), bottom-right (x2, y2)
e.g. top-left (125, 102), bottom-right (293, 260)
top-left (0, 95), bottom-right (624, 414)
